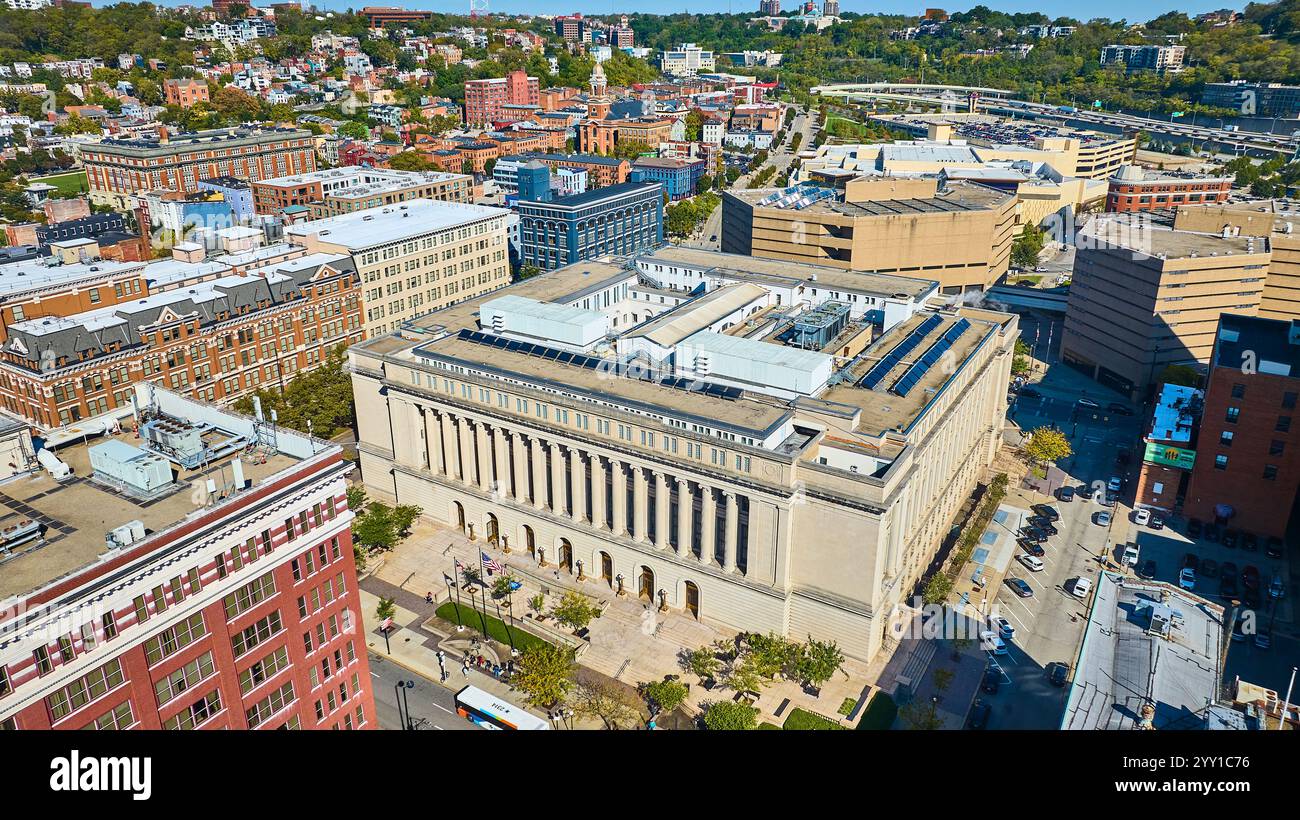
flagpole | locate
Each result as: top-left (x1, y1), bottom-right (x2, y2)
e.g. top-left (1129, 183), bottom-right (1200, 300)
top-left (445, 572), bottom-right (461, 629)
top-left (453, 561), bottom-right (465, 630)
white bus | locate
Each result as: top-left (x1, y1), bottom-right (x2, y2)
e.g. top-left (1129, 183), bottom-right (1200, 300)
top-left (453, 686), bottom-right (550, 730)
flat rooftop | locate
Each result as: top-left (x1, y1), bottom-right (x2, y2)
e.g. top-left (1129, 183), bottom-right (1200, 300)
top-left (1084, 220), bottom-right (1269, 259)
top-left (643, 246), bottom-right (938, 300)
top-left (285, 198), bottom-right (509, 250)
top-left (0, 384), bottom-right (332, 601)
top-left (0, 258), bottom-right (146, 299)
top-left (731, 180), bottom-right (1010, 216)
top-left (1063, 573), bottom-right (1223, 730)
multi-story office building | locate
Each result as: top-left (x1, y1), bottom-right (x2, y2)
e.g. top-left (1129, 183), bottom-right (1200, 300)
top-left (631, 157), bottom-right (706, 201)
top-left (659, 44), bottom-right (716, 76)
top-left (1061, 219), bottom-right (1271, 399)
top-left (83, 126), bottom-right (316, 211)
top-left (0, 384), bottom-right (374, 730)
top-left (759, 0), bottom-right (781, 14)
top-left (163, 78), bottom-right (210, 108)
top-left (1133, 382), bottom-right (1203, 515)
top-left (251, 167), bottom-right (471, 217)
top-left (1174, 199), bottom-right (1300, 321)
top-left (287, 198), bottom-right (512, 337)
top-left (362, 5), bottom-right (433, 26)
top-left (554, 13), bottom-right (590, 42)
top-left (517, 181), bottom-right (664, 271)
top-left (34, 213), bottom-right (127, 248)
top-left (0, 246), bottom-right (361, 429)
top-left (493, 153), bottom-right (631, 193)
top-left (463, 71), bottom-right (540, 128)
top-left (1100, 43), bottom-right (1185, 74)
top-left (347, 246), bottom-right (1013, 662)
top-left (722, 179), bottom-right (1018, 294)
top-left (1106, 165), bottom-right (1233, 213)
top-left (1201, 81), bottom-right (1300, 118)
top-left (1183, 313), bottom-right (1300, 539)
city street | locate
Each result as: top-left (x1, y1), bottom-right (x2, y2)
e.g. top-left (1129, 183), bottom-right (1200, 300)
top-left (369, 652), bottom-right (479, 731)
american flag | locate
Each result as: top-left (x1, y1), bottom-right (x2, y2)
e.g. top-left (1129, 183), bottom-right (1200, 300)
top-left (482, 553), bottom-right (504, 574)
top-left (454, 558), bottom-right (463, 573)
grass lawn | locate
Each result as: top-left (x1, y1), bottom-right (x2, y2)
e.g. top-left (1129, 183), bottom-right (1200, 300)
top-left (838, 697), bottom-right (856, 717)
top-left (31, 170), bottom-right (88, 195)
top-left (856, 691), bottom-right (898, 730)
top-left (782, 708), bottom-right (846, 730)
top-left (757, 722), bottom-right (782, 730)
top-left (435, 601), bottom-right (553, 654)
top-left (1007, 274), bottom-right (1044, 286)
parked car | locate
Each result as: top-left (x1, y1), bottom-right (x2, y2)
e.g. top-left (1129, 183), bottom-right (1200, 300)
top-left (1076, 397), bottom-right (1100, 410)
top-left (1070, 577), bottom-right (1093, 598)
top-left (1115, 448), bottom-right (1132, 467)
top-left (1028, 517), bottom-right (1058, 535)
top-left (1183, 553), bottom-right (1200, 571)
top-left (1057, 486), bottom-right (1075, 502)
top-left (1020, 527), bottom-right (1047, 543)
top-left (1133, 508), bottom-right (1151, 526)
top-left (1187, 519), bottom-right (1203, 538)
top-left (1019, 386), bottom-right (1042, 399)
top-left (1122, 543), bottom-right (1139, 566)
top-left (1242, 565), bottom-right (1261, 590)
top-left (988, 616), bottom-right (1015, 640)
top-left (1179, 568), bottom-right (1196, 591)
top-left (1200, 559), bottom-right (1219, 582)
top-left (1266, 536), bottom-right (1284, 559)
top-left (1220, 561), bottom-right (1238, 580)
top-left (1107, 476), bottom-right (1123, 493)
top-left (980, 630), bottom-right (1009, 655)
top-left (1033, 504), bottom-right (1060, 522)
top-left (1048, 662), bottom-right (1070, 687)
top-left (1138, 559), bottom-right (1157, 579)
top-left (982, 668), bottom-right (1002, 695)
top-left (1150, 514), bottom-right (1166, 531)
top-left (1019, 554), bottom-right (1046, 572)
top-left (1094, 510), bottom-right (1111, 527)
top-left (1241, 532), bottom-right (1258, 552)
top-left (1077, 484), bottom-right (1095, 501)
top-left (1222, 530), bottom-right (1238, 549)
top-left (1018, 538), bottom-right (1045, 557)
top-left (968, 699), bottom-right (992, 729)
top-left (1107, 402), bottom-right (1134, 416)
top-left (1006, 578), bottom-right (1034, 598)
top-left (1205, 522), bottom-right (1221, 543)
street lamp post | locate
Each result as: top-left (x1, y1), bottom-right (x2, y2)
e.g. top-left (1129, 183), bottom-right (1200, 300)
top-left (400, 680), bottom-right (415, 730)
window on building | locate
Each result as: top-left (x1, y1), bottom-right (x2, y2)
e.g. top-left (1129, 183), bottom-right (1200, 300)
top-left (1231, 383), bottom-right (1245, 398)
top-left (1214, 454), bottom-right (1228, 471)
top-left (1225, 407), bottom-right (1240, 424)
top-left (1264, 464), bottom-right (1279, 481)
top-left (1278, 416), bottom-right (1293, 433)
top-left (1220, 431), bottom-right (1233, 446)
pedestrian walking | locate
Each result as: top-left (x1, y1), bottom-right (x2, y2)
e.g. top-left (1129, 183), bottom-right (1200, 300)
top-left (425, 591), bottom-right (434, 604)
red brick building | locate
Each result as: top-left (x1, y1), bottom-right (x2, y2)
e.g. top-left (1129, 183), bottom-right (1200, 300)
top-left (463, 71), bottom-right (540, 128)
top-left (0, 385), bottom-right (374, 731)
top-left (1183, 313), bottom-right (1300, 539)
top-left (1134, 383), bottom-right (1203, 515)
top-left (1106, 166), bottom-right (1233, 213)
top-left (163, 78), bottom-right (210, 108)
top-left (362, 5), bottom-right (433, 26)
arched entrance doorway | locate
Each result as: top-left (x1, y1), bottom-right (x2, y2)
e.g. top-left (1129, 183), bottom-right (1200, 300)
top-left (452, 502), bottom-right (466, 533)
top-left (684, 581), bottom-right (700, 619)
top-left (559, 539), bottom-right (574, 573)
top-left (599, 551), bottom-right (613, 587)
top-left (638, 566), bottom-right (654, 601)
top-left (485, 514), bottom-right (499, 546)
top-left (523, 525), bottom-right (535, 558)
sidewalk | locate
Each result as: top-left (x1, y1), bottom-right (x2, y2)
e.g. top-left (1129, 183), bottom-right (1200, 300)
top-left (359, 509), bottom-right (879, 728)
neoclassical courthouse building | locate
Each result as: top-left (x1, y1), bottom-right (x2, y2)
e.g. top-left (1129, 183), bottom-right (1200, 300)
top-left (349, 247), bottom-right (1016, 661)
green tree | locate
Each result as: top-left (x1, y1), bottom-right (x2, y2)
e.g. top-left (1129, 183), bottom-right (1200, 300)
top-left (513, 643), bottom-right (576, 709)
top-left (376, 596), bottom-right (396, 621)
top-left (338, 120), bottom-right (369, 140)
top-left (391, 504), bottom-right (422, 538)
top-left (1011, 222), bottom-right (1046, 269)
top-left (1158, 364), bottom-right (1201, 388)
top-left (641, 679), bottom-right (688, 713)
top-left (352, 502), bottom-right (398, 551)
top-left (570, 677), bottom-right (642, 730)
top-left (552, 591), bottom-right (600, 631)
top-left (793, 637), bottom-right (846, 689)
top-left (702, 700), bottom-right (758, 730)
top-left (346, 486), bottom-right (368, 511)
top-left (686, 646), bottom-right (720, 681)
top-left (1024, 426), bottom-right (1073, 468)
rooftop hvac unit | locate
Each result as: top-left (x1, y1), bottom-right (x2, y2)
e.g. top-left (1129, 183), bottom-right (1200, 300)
top-left (105, 519), bottom-right (146, 550)
top-left (36, 447), bottom-right (72, 481)
top-left (89, 440), bottom-right (173, 496)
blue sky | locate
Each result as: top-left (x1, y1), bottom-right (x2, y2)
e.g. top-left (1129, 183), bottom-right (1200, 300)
top-left (287, 1), bottom-right (1243, 23)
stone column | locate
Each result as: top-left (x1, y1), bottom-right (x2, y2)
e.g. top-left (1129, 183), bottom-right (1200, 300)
top-left (610, 459), bottom-right (627, 537)
top-left (699, 485), bottom-right (716, 566)
top-left (475, 421), bottom-right (492, 492)
top-left (550, 442), bottom-right (567, 516)
top-left (441, 413), bottom-right (461, 481)
top-left (654, 472), bottom-right (671, 551)
top-left (632, 466), bottom-right (649, 543)
top-left (424, 408), bottom-right (443, 476)
top-left (530, 437), bottom-right (547, 510)
top-left (675, 477), bottom-right (692, 558)
top-left (570, 450), bottom-right (586, 524)
top-left (510, 430), bottom-right (528, 503)
top-left (723, 491), bottom-right (739, 573)
top-left (455, 416), bottom-right (476, 486)
top-left (493, 427), bottom-right (511, 498)
top-left (591, 455), bottom-right (607, 530)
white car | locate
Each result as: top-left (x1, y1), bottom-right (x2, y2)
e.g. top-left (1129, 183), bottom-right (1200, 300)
top-left (988, 615), bottom-right (1015, 640)
top-left (1122, 543), bottom-right (1139, 566)
top-left (1019, 554), bottom-right (1045, 572)
top-left (1071, 578), bottom-right (1093, 598)
top-left (1095, 511), bottom-right (1111, 526)
top-left (1179, 567), bottom-right (1196, 591)
top-left (1133, 508), bottom-right (1151, 526)
top-left (1107, 476), bottom-right (1122, 493)
top-left (980, 630), bottom-right (1009, 655)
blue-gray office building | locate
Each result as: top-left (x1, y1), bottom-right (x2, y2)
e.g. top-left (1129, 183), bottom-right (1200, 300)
top-left (518, 180), bottom-right (664, 270)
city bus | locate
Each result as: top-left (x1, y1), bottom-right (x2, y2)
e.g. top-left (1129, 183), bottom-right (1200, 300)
top-left (453, 686), bottom-right (550, 730)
